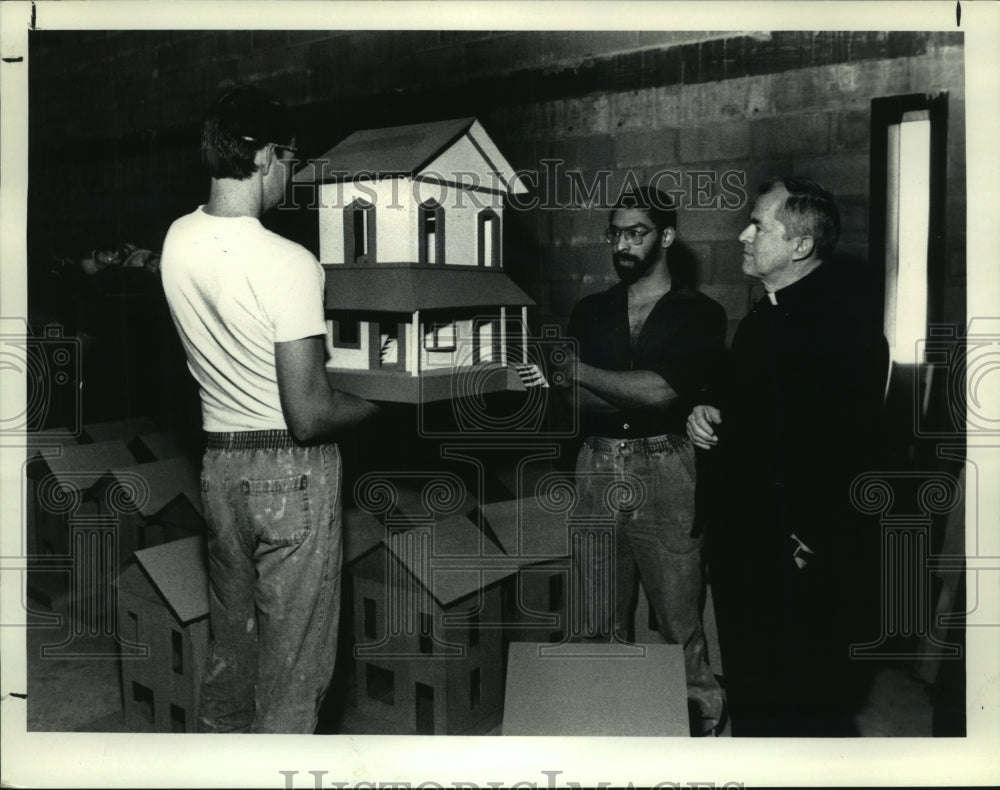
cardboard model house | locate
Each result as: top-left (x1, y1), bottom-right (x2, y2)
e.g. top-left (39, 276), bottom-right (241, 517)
top-left (294, 117), bottom-right (535, 403)
top-left (343, 511), bottom-right (519, 735)
top-left (26, 439), bottom-right (136, 607)
top-left (101, 456), bottom-right (206, 568)
top-left (116, 536), bottom-right (209, 733)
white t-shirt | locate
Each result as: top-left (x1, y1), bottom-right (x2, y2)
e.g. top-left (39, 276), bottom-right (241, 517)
top-left (161, 206), bottom-right (326, 432)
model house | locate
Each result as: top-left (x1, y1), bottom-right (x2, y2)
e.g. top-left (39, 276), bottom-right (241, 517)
top-left (101, 456), bottom-right (206, 568)
top-left (477, 494), bottom-right (573, 646)
top-left (116, 536), bottom-right (209, 733)
top-left (343, 510), bottom-right (520, 735)
top-left (293, 117), bottom-right (536, 403)
top-left (25, 438), bottom-right (136, 607)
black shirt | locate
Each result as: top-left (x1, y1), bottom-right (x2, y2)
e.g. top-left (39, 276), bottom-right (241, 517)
top-left (711, 260), bottom-right (889, 554)
top-left (566, 283), bottom-right (727, 438)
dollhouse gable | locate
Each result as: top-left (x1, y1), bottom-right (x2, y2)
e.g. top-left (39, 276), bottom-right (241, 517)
top-left (296, 117), bottom-right (528, 267)
top-left (117, 536), bottom-right (209, 732)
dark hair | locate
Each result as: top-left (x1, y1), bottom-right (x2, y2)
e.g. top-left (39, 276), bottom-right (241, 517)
top-left (201, 85), bottom-right (292, 180)
top-left (609, 186), bottom-right (678, 232)
top-left (760, 177), bottom-right (840, 260)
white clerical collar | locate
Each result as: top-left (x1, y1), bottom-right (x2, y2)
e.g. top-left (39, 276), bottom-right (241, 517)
top-left (767, 291), bottom-right (779, 306)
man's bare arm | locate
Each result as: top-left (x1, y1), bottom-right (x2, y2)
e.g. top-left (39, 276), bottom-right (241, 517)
top-left (275, 335), bottom-right (380, 443)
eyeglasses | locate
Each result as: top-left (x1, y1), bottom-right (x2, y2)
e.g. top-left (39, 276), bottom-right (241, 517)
top-left (605, 226), bottom-right (656, 245)
top-left (240, 136), bottom-right (298, 156)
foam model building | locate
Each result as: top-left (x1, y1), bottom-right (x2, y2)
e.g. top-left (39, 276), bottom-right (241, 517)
top-left (293, 117), bottom-right (538, 403)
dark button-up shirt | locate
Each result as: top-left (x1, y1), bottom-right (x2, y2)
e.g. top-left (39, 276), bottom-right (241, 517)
top-left (567, 283), bottom-right (727, 438)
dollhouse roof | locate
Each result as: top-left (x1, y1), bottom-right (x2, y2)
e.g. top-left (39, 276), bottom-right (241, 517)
top-left (107, 456), bottom-right (203, 518)
top-left (294, 117), bottom-right (528, 195)
top-left (478, 496), bottom-right (572, 562)
top-left (349, 513), bottom-right (518, 608)
top-left (324, 265), bottom-right (534, 311)
top-left (30, 439), bottom-right (135, 488)
top-left (129, 536), bottom-right (209, 625)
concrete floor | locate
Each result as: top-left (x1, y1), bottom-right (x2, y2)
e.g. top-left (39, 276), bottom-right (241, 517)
top-left (24, 587), bottom-right (940, 737)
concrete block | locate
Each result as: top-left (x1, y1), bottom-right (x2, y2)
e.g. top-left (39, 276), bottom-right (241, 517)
top-left (679, 201), bottom-right (747, 243)
top-left (753, 112), bottom-right (830, 159)
top-left (679, 120), bottom-right (751, 163)
top-left (502, 642), bottom-right (688, 736)
top-left (708, 240), bottom-right (749, 286)
top-left (834, 109), bottom-right (871, 151)
top-left (791, 153), bottom-right (869, 199)
top-left (550, 209), bottom-right (604, 249)
top-left (548, 134), bottom-right (616, 177)
top-left (562, 95), bottom-right (613, 138)
top-left (613, 128), bottom-right (679, 168)
top-left (608, 88), bottom-right (661, 134)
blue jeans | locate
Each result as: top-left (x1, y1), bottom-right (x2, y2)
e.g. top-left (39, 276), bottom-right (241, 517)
top-left (197, 431), bottom-right (342, 734)
top-left (574, 434), bottom-right (723, 733)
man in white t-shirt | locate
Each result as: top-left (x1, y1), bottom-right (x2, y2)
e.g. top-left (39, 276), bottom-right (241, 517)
top-left (161, 86), bottom-right (379, 733)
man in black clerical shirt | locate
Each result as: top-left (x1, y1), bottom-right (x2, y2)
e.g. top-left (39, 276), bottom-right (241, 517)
top-left (553, 186), bottom-right (727, 736)
top-left (687, 177), bottom-right (889, 736)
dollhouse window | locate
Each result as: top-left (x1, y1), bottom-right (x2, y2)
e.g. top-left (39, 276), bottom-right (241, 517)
top-left (470, 668), bottom-right (481, 709)
top-left (333, 315), bottom-right (361, 349)
top-left (424, 321), bottom-right (456, 353)
top-left (478, 209), bottom-right (500, 268)
top-left (416, 683), bottom-right (435, 734)
top-left (170, 703), bottom-right (186, 733)
top-left (171, 629), bottom-right (183, 674)
top-left (419, 611), bottom-right (433, 654)
top-left (344, 199), bottom-right (376, 264)
top-left (419, 200), bottom-right (445, 264)
top-left (548, 574), bottom-right (564, 613)
top-left (366, 664), bottom-right (395, 705)
top-left (376, 321), bottom-right (402, 368)
top-left (127, 611), bottom-right (138, 644)
top-left (467, 607), bottom-right (480, 647)
top-left (472, 318), bottom-right (501, 364)
top-left (132, 682), bottom-right (154, 725)
top-left (363, 597), bottom-right (377, 639)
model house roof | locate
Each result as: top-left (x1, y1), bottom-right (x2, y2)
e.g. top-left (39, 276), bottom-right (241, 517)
top-left (348, 510), bottom-right (519, 608)
top-left (294, 117), bottom-right (528, 195)
top-left (128, 536), bottom-right (209, 625)
top-left (106, 456), bottom-right (203, 518)
top-left (30, 439), bottom-right (136, 488)
top-left (324, 265), bottom-right (534, 312)
top-left (478, 495), bottom-right (572, 562)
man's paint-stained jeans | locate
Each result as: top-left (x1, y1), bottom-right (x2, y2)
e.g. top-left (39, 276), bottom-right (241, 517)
top-left (197, 431), bottom-right (342, 734)
top-left (574, 433), bottom-right (724, 734)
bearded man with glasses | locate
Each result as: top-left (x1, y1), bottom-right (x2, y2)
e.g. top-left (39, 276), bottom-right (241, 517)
top-left (551, 186), bottom-right (727, 736)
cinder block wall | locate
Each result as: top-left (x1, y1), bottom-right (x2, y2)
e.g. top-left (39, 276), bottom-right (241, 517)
top-left (28, 30), bottom-right (965, 340)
